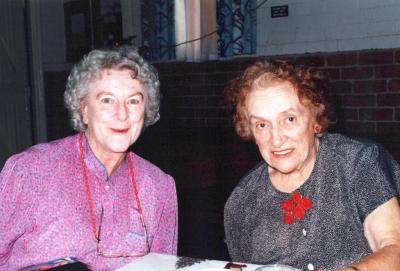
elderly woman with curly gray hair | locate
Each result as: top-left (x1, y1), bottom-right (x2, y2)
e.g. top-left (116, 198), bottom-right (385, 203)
top-left (0, 47), bottom-right (177, 270)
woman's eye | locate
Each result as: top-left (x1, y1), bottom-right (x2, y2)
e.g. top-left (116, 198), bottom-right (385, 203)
top-left (128, 98), bottom-right (140, 105)
top-left (100, 97), bottom-right (113, 104)
top-left (287, 116), bottom-right (295, 122)
top-left (256, 123), bottom-right (266, 129)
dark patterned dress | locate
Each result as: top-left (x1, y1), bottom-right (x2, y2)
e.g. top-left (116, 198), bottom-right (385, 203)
top-left (224, 133), bottom-right (400, 271)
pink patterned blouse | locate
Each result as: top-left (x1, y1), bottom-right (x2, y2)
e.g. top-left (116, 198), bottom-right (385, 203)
top-left (0, 134), bottom-right (178, 270)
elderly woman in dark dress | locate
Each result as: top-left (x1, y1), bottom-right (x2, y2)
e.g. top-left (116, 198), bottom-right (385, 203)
top-left (223, 60), bottom-right (400, 271)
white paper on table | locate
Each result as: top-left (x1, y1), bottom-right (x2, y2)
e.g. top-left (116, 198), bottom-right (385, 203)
top-left (116, 253), bottom-right (176, 271)
top-left (116, 253), bottom-right (262, 271)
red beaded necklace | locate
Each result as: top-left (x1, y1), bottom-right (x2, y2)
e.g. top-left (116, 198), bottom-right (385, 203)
top-left (79, 132), bottom-right (143, 240)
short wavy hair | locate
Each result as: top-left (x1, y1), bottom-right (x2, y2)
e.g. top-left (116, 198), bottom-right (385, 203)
top-left (64, 46), bottom-right (161, 131)
top-left (223, 60), bottom-right (332, 140)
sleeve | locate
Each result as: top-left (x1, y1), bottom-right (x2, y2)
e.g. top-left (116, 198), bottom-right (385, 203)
top-left (151, 174), bottom-right (178, 255)
top-left (352, 143), bottom-right (400, 222)
top-left (224, 195), bottom-right (243, 261)
top-left (0, 154), bottom-right (39, 266)
top-left (224, 188), bottom-right (248, 262)
top-left (223, 165), bottom-right (264, 262)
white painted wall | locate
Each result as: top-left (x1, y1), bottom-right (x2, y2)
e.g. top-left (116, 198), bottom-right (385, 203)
top-left (40, 0), bottom-right (400, 69)
top-left (256, 0), bottom-right (400, 56)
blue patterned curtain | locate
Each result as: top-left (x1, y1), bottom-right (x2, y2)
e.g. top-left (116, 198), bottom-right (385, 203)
top-left (141, 0), bottom-right (175, 61)
top-left (217, 0), bottom-right (256, 58)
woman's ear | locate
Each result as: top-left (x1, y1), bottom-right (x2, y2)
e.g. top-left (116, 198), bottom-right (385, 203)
top-left (314, 124), bottom-right (321, 134)
top-left (81, 100), bottom-right (88, 125)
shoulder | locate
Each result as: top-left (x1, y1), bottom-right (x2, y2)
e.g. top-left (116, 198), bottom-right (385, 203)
top-left (236, 161), bottom-right (267, 190)
top-left (321, 133), bottom-right (386, 166)
top-left (225, 161), bottom-right (267, 210)
top-left (1, 134), bottom-right (78, 176)
top-left (321, 133), bottom-right (400, 195)
top-left (131, 152), bottom-right (175, 189)
top-left (1, 135), bottom-right (79, 197)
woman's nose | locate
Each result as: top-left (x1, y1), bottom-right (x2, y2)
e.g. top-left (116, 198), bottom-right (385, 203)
top-left (116, 103), bottom-right (128, 121)
top-left (271, 126), bottom-right (285, 147)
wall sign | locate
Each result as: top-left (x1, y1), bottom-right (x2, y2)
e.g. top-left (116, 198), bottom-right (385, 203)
top-left (271, 5), bottom-right (289, 18)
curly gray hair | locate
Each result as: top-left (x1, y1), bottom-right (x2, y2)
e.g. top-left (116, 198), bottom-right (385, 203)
top-left (64, 46), bottom-right (160, 131)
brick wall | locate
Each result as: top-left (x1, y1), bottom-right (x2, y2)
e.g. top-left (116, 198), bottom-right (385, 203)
top-left (153, 48), bottom-right (400, 161)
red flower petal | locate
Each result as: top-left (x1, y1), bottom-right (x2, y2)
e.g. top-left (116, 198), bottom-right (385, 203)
top-left (292, 192), bottom-right (302, 203)
top-left (282, 199), bottom-right (294, 211)
top-left (284, 213), bottom-right (295, 224)
top-left (300, 197), bottom-right (313, 210)
top-left (293, 206), bottom-right (305, 220)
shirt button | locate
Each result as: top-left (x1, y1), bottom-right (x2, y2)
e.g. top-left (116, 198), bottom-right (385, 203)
top-left (307, 263), bottom-right (314, 270)
top-left (105, 185), bottom-right (110, 191)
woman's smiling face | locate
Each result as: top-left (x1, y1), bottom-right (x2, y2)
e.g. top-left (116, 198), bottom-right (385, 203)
top-left (246, 81), bottom-right (319, 177)
top-left (82, 68), bottom-right (146, 163)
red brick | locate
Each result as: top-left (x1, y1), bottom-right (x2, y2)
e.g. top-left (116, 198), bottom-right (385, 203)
top-left (341, 67), bottom-right (373, 80)
top-left (176, 118), bottom-right (206, 128)
top-left (375, 65), bottom-right (400, 78)
top-left (215, 61), bottom-right (240, 72)
top-left (327, 53), bottom-right (358, 66)
top-left (376, 122), bottom-right (400, 134)
top-left (204, 73), bottom-right (229, 85)
top-left (331, 81), bottom-right (352, 94)
top-left (395, 50), bottom-right (400, 63)
top-left (206, 118), bottom-right (232, 128)
top-left (188, 74), bottom-right (205, 85)
top-left (173, 62), bottom-right (195, 73)
top-left (396, 108), bottom-right (400, 120)
top-left (199, 108), bottom-right (220, 118)
top-left (341, 94), bottom-right (376, 107)
top-left (354, 80), bottom-right (386, 93)
top-left (359, 51), bottom-right (393, 65)
top-left (338, 108), bottom-right (358, 120)
top-left (391, 150), bottom-right (400, 162)
top-left (175, 107), bottom-right (196, 119)
top-left (153, 63), bottom-right (173, 74)
top-left (160, 75), bottom-right (188, 88)
top-left (314, 68), bottom-right (340, 80)
top-left (191, 61), bottom-right (217, 73)
top-left (295, 56), bottom-right (325, 67)
top-left (206, 95), bottom-right (221, 106)
top-left (388, 79), bottom-right (400, 92)
top-left (342, 121), bottom-right (375, 135)
top-left (359, 108), bottom-right (393, 121)
top-left (327, 94), bottom-right (340, 108)
top-left (190, 85), bottom-right (217, 96)
top-left (377, 93), bottom-right (400, 106)
top-left (177, 96), bottom-right (206, 107)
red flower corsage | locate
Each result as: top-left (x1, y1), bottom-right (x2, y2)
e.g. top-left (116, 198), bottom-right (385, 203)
top-left (281, 192), bottom-right (313, 224)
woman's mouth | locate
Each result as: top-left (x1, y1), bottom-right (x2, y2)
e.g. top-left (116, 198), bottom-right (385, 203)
top-left (111, 128), bottom-right (129, 134)
top-left (273, 149), bottom-right (293, 156)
